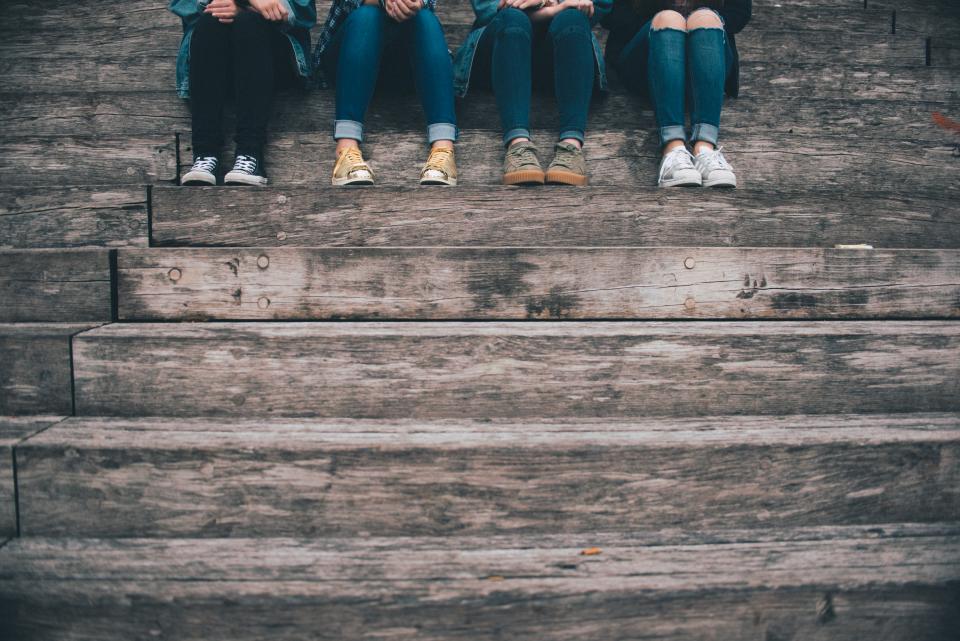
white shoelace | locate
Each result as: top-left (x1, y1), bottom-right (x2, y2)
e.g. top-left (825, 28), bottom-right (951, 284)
top-left (232, 155), bottom-right (258, 174)
top-left (191, 156), bottom-right (217, 173)
top-left (696, 147), bottom-right (732, 173)
top-left (658, 146), bottom-right (697, 183)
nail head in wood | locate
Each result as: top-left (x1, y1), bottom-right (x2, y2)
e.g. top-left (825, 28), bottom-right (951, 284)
top-left (167, 268), bottom-right (182, 282)
top-left (684, 297), bottom-right (696, 310)
top-left (256, 255), bottom-right (270, 269)
top-left (276, 231), bottom-right (288, 242)
top-left (684, 257), bottom-right (696, 269)
top-left (257, 297), bottom-right (270, 309)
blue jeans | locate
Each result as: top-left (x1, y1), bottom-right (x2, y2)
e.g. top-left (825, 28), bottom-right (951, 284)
top-left (323, 5), bottom-right (457, 143)
top-left (616, 16), bottom-right (733, 147)
top-left (473, 7), bottom-right (595, 146)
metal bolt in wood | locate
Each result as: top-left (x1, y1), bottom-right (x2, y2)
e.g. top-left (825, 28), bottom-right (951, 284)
top-left (168, 268), bottom-right (182, 282)
top-left (257, 255), bottom-right (270, 269)
top-left (684, 257), bottom-right (696, 269)
top-left (257, 297), bottom-right (270, 309)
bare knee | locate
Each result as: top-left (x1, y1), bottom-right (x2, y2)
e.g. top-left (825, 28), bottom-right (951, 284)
top-left (686, 8), bottom-right (723, 30)
top-left (651, 10), bottom-right (686, 31)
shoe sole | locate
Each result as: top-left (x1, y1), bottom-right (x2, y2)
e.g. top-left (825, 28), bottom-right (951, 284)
top-left (659, 177), bottom-right (703, 188)
top-left (332, 176), bottom-right (375, 186)
top-left (420, 177), bottom-right (458, 186)
top-left (224, 172), bottom-right (268, 186)
top-left (703, 176), bottom-right (737, 188)
top-left (545, 169), bottom-right (588, 186)
top-left (181, 172), bottom-right (216, 186)
top-left (503, 169), bottom-right (545, 185)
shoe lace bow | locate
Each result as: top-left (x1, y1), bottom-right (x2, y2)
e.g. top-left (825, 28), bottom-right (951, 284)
top-left (658, 147), bottom-right (696, 183)
top-left (233, 155), bottom-right (258, 174)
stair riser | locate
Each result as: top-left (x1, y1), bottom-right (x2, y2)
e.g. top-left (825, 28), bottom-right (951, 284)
top-left (0, 250), bottom-right (113, 322)
top-left (72, 323), bottom-right (960, 418)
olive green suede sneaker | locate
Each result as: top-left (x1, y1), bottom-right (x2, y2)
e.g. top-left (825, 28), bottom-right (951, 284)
top-left (545, 141), bottom-right (588, 186)
top-left (502, 141), bottom-right (545, 185)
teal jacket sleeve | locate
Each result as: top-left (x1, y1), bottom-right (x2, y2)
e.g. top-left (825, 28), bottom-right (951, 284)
top-left (278, 0), bottom-right (318, 29)
top-left (169, 0), bottom-right (207, 19)
top-left (589, 0), bottom-right (612, 26)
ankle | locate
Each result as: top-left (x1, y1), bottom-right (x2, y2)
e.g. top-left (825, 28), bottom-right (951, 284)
top-left (507, 137), bottom-right (531, 148)
top-left (431, 140), bottom-right (454, 151)
top-left (693, 141), bottom-right (716, 156)
top-left (662, 140), bottom-right (687, 156)
top-left (336, 139), bottom-right (361, 156)
top-left (560, 138), bottom-right (582, 150)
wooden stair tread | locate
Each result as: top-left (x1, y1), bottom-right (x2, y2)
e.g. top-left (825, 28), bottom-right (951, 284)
top-left (2, 527), bottom-right (958, 640)
top-left (0, 249), bottom-right (114, 322)
top-left (0, 417), bottom-right (65, 539)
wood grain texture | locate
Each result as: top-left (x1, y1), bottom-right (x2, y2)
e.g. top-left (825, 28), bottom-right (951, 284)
top-left (72, 321), bottom-right (960, 418)
top-left (149, 186), bottom-right (960, 249)
top-left (0, 187), bottom-right (148, 249)
top-left (15, 414), bottom-right (960, 537)
top-left (0, 417), bottom-right (64, 538)
top-left (116, 247), bottom-right (960, 321)
top-left (178, 129), bottom-right (959, 189)
top-left (0, 137), bottom-right (177, 187)
top-left (0, 249), bottom-right (113, 322)
top-left (0, 324), bottom-right (99, 415)
top-left (1, 528), bottom-right (958, 640)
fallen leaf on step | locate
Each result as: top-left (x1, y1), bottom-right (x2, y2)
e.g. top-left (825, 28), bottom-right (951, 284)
top-left (485, 575), bottom-right (505, 581)
top-left (580, 547), bottom-right (602, 556)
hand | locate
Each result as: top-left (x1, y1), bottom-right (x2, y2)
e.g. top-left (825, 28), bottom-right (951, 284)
top-left (204, 0), bottom-right (240, 23)
top-left (498, 0), bottom-right (546, 10)
top-left (248, 0), bottom-right (290, 21)
top-left (557, 0), bottom-right (594, 18)
top-left (385, 0), bottom-right (422, 22)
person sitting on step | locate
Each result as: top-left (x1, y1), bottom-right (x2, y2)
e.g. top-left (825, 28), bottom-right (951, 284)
top-left (454, 0), bottom-right (612, 186)
top-left (603, 0), bottom-right (751, 187)
top-left (172, 0), bottom-right (318, 186)
top-left (314, 0), bottom-right (459, 186)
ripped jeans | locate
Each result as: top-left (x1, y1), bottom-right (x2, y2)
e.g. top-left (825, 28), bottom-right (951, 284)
top-left (615, 14), bottom-right (733, 147)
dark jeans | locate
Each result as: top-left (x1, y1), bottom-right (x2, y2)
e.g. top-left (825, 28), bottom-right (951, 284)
top-left (323, 5), bottom-right (457, 144)
top-left (189, 11), bottom-right (298, 158)
top-left (615, 17), bottom-right (733, 146)
top-left (473, 7), bottom-right (595, 146)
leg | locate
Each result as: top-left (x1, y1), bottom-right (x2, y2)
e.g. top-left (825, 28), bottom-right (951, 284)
top-left (480, 7), bottom-right (534, 147)
top-left (647, 9), bottom-right (688, 153)
top-left (686, 8), bottom-right (727, 155)
top-left (545, 8), bottom-right (594, 148)
top-left (402, 10), bottom-right (457, 148)
top-left (331, 5), bottom-right (387, 149)
top-left (232, 10), bottom-right (280, 158)
top-left (189, 13), bottom-right (232, 157)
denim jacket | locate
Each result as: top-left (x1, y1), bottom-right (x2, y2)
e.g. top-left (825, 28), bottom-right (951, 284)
top-left (170, 0), bottom-right (317, 99)
top-left (452, 0), bottom-right (612, 98)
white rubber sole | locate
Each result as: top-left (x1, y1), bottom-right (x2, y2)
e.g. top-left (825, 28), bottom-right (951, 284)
top-left (332, 175), bottom-right (375, 186)
top-left (658, 175), bottom-right (703, 188)
top-left (702, 171), bottom-right (738, 188)
top-left (420, 176), bottom-right (458, 186)
top-left (224, 172), bottom-right (269, 186)
top-left (181, 170), bottom-right (216, 186)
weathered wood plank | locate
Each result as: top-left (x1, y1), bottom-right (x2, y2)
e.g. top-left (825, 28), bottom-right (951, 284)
top-left (16, 414), bottom-right (960, 537)
top-left (0, 186), bottom-right (149, 249)
top-left (0, 324), bottom-right (99, 415)
top-left (150, 186), bottom-right (960, 249)
top-left (2, 529), bottom-right (958, 640)
top-left (0, 249), bottom-right (113, 322)
top-left (0, 417), bottom-right (64, 538)
top-left (117, 247), bottom-right (960, 320)
top-left (176, 129), bottom-right (958, 189)
top-left (0, 137), bottom-right (177, 187)
top-left (72, 321), bottom-right (960, 418)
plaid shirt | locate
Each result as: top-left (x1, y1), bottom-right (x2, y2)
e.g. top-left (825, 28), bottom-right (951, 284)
top-left (313, 0), bottom-right (437, 86)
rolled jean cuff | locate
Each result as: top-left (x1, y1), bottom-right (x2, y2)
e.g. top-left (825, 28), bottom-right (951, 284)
top-left (559, 129), bottom-right (585, 144)
top-left (503, 127), bottom-right (532, 147)
top-left (427, 123), bottom-right (458, 144)
top-left (333, 119), bottom-right (364, 142)
top-left (691, 123), bottom-right (720, 146)
top-left (658, 124), bottom-right (687, 147)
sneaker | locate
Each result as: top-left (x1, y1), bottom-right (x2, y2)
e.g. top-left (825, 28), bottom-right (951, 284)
top-left (181, 155), bottom-right (218, 186)
top-left (502, 141), bottom-right (545, 185)
top-left (695, 146), bottom-right (737, 188)
top-left (224, 154), bottom-right (268, 186)
top-left (545, 141), bottom-right (588, 186)
top-left (657, 146), bottom-right (702, 188)
top-left (332, 146), bottom-right (375, 186)
top-left (420, 146), bottom-right (458, 186)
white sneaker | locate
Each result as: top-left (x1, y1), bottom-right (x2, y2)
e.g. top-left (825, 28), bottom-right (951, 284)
top-left (181, 155), bottom-right (218, 186)
top-left (657, 146), bottom-right (702, 187)
top-left (695, 147), bottom-right (737, 188)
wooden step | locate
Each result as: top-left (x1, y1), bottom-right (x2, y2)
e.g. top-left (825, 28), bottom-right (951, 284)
top-left (176, 129), bottom-right (958, 190)
top-left (0, 186), bottom-right (149, 249)
top-left (149, 186), bottom-right (960, 249)
top-left (0, 417), bottom-right (63, 538)
top-left (72, 321), bottom-right (960, 418)
top-left (0, 324), bottom-right (99, 415)
top-left (0, 249), bottom-right (114, 322)
top-left (15, 413), bottom-right (960, 537)
top-left (117, 247), bottom-right (960, 321)
top-left (2, 525), bottom-right (958, 640)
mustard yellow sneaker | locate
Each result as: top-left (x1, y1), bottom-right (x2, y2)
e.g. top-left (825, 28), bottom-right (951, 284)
top-left (332, 146), bottom-right (374, 186)
top-left (419, 146), bottom-right (458, 186)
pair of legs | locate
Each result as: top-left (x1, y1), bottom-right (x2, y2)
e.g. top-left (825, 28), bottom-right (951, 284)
top-left (189, 11), bottom-right (298, 162)
top-left (324, 4), bottom-right (458, 185)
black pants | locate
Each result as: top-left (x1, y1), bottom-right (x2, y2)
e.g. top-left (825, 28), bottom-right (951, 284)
top-left (189, 11), bottom-right (298, 158)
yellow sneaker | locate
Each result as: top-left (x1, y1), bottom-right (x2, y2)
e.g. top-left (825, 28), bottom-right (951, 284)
top-left (419, 146), bottom-right (458, 186)
top-left (332, 146), bottom-right (374, 186)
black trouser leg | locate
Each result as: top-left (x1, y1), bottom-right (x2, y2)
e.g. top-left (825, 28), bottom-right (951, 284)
top-left (189, 13), bottom-right (232, 157)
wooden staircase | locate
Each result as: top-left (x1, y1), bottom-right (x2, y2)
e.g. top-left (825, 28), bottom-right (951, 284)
top-left (2, 0), bottom-right (959, 638)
